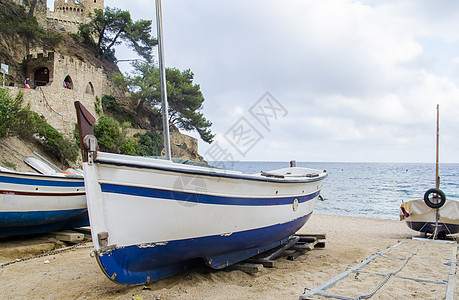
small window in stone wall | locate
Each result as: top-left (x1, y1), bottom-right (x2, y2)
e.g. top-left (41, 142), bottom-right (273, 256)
top-left (85, 82), bottom-right (95, 95)
top-left (63, 75), bottom-right (73, 90)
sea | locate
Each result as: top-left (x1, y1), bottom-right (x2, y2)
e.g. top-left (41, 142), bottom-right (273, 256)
top-left (208, 161), bottom-right (459, 220)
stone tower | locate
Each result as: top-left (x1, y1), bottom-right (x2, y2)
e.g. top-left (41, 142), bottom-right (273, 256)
top-left (47, 0), bottom-right (104, 33)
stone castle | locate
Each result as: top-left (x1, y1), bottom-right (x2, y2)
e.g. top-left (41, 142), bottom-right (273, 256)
top-left (47, 0), bottom-right (104, 33)
top-left (5, 0), bottom-right (109, 137)
top-left (3, 0), bottom-right (203, 162)
top-left (16, 51), bottom-right (114, 137)
top-left (11, 0), bottom-right (104, 33)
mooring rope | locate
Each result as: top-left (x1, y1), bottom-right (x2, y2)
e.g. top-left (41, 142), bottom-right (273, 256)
top-left (0, 243), bottom-right (92, 268)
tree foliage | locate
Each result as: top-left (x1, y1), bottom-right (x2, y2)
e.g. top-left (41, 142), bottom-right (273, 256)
top-left (93, 115), bottom-right (122, 151)
top-left (135, 131), bottom-right (163, 156)
top-left (165, 68), bottom-right (214, 143)
top-left (0, 88), bottom-right (23, 138)
top-left (113, 60), bottom-right (214, 143)
top-left (92, 112), bottom-right (163, 156)
top-left (78, 7), bottom-right (157, 61)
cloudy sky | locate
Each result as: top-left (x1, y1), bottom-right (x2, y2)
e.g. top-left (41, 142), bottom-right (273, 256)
top-left (59, 0), bottom-right (459, 163)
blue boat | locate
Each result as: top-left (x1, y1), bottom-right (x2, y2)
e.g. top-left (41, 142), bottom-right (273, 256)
top-left (0, 167), bottom-right (88, 237)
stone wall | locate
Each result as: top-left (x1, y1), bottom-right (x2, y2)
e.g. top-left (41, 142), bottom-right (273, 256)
top-left (9, 51), bottom-right (111, 138)
top-left (7, 85), bottom-right (97, 139)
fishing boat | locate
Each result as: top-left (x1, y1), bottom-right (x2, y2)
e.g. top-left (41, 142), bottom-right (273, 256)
top-left (400, 105), bottom-right (459, 238)
top-left (74, 0), bottom-right (327, 285)
top-left (0, 166), bottom-right (87, 237)
top-left (400, 191), bottom-right (459, 237)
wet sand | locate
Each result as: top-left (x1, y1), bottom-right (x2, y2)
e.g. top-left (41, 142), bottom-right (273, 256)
top-left (0, 214), bottom-right (457, 299)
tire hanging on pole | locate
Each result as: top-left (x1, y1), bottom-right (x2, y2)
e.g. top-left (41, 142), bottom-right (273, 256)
top-left (424, 188), bottom-right (446, 209)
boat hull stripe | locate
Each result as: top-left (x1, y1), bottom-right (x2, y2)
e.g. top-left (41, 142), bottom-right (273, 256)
top-left (407, 221), bottom-right (459, 235)
top-left (100, 183), bottom-right (319, 206)
top-left (0, 190), bottom-right (85, 196)
top-left (0, 209), bottom-right (89, 236)
top-left (0, 174), bottom-right (84, 187)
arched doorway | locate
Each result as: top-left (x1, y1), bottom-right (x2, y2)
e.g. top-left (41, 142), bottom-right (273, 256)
top-left (63, 75), bottom-right (73, 89)
top-left (34, 67), bottom-right (50, 86)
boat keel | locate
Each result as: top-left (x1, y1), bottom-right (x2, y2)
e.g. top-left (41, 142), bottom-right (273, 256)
top-left (204, 237), bottom-right (290, 269)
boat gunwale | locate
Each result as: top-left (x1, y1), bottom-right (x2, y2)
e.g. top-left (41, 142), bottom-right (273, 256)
top-left (93, 155), bottom-right (328, 184)
top-left (0, 169), bottom-right (84, 181)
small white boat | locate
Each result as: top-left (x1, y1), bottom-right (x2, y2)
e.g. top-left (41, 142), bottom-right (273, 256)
top-left (400, 105), bottom-right (458, 237)
top-left (400, 189), bottom-right (459, 237)
top-left (0, 166), bottom-right (87, 237)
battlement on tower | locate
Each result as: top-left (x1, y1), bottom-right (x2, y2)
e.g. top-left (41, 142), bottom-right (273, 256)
top-left (46, 0), bottom-right (104, 33)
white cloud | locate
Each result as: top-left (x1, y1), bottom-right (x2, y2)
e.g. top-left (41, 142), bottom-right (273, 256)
top-left (68, 0), bottom-right (459, 162)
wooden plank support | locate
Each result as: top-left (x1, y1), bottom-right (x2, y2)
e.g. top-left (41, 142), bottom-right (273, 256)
top-left (53, 230), bottom-right (84, 242)
top-left (288, 250), bottom-right (306, 261)
top-left (262, 236), bottom-right (300, 261)
top-left (228, 263), bottom-right (264, 274)
top-left (296, 233), bottom-right (326, 240)
top-left (291, 243), bottom-right (315, 251)
top-left (315, 241), bottom-right (326, 248)
top-left (246, 258), bottom-right (277, 268)
top-left (73, 227), bottom-right (91, 235)
top-left (233, 233), bottom-right (326, 274)
top-left (297, 236), bottom-right (318, 243)
top-left (73, 227), bottom-right (92, 240)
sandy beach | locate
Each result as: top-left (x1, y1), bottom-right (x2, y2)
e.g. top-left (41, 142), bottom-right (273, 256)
top-left (0, 214), bottom-right (456, 299)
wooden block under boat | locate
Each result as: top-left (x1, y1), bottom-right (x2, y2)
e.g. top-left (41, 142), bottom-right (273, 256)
top-left (53, 231), bottom-right (84, 242)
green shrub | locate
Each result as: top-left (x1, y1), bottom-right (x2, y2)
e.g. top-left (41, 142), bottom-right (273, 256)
top-left (13, 107), bottom-right (78, 162)
top-left (135, 131), bottom-right (163, 156)
top-left (94, 115), bottom-right (122, 151)
top-left (101, 95), bottom-right (137, 126)
top-left (94, 97), bottom-right (102, 116)
top-left (119, 138), bottom-right (137, 156)
top-left (0, 88), bottom-right (23, 138)
top-left (73, 123), bottom-right (80, 147)
top-left (1, 159), bottom-right (16, 170)
top-left (39, 123), bottom-right (78, 162)
top-left (101, 95), bottom-right (119, 115)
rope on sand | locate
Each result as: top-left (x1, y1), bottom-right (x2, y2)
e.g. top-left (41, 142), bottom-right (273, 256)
top-left (0, 243), bottom-right (92, 268)
top-left (299, 240), bottom-right (456, 300)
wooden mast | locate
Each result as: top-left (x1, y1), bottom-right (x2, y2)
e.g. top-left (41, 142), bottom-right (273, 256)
top-left (435, 104), bottom-right (440, 189)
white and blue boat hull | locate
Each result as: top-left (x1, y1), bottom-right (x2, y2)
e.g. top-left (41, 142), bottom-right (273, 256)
top-left (83, 152), bottom-right (326, 284)
top-left (0, 168), bottom-right (87, 237)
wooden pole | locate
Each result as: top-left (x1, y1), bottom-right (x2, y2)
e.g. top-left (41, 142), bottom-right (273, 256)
top-left (435, 104), bottom-right (440, 189)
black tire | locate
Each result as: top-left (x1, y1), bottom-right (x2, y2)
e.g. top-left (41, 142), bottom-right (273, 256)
top-left (424, 188), bottom-right (446, 209)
